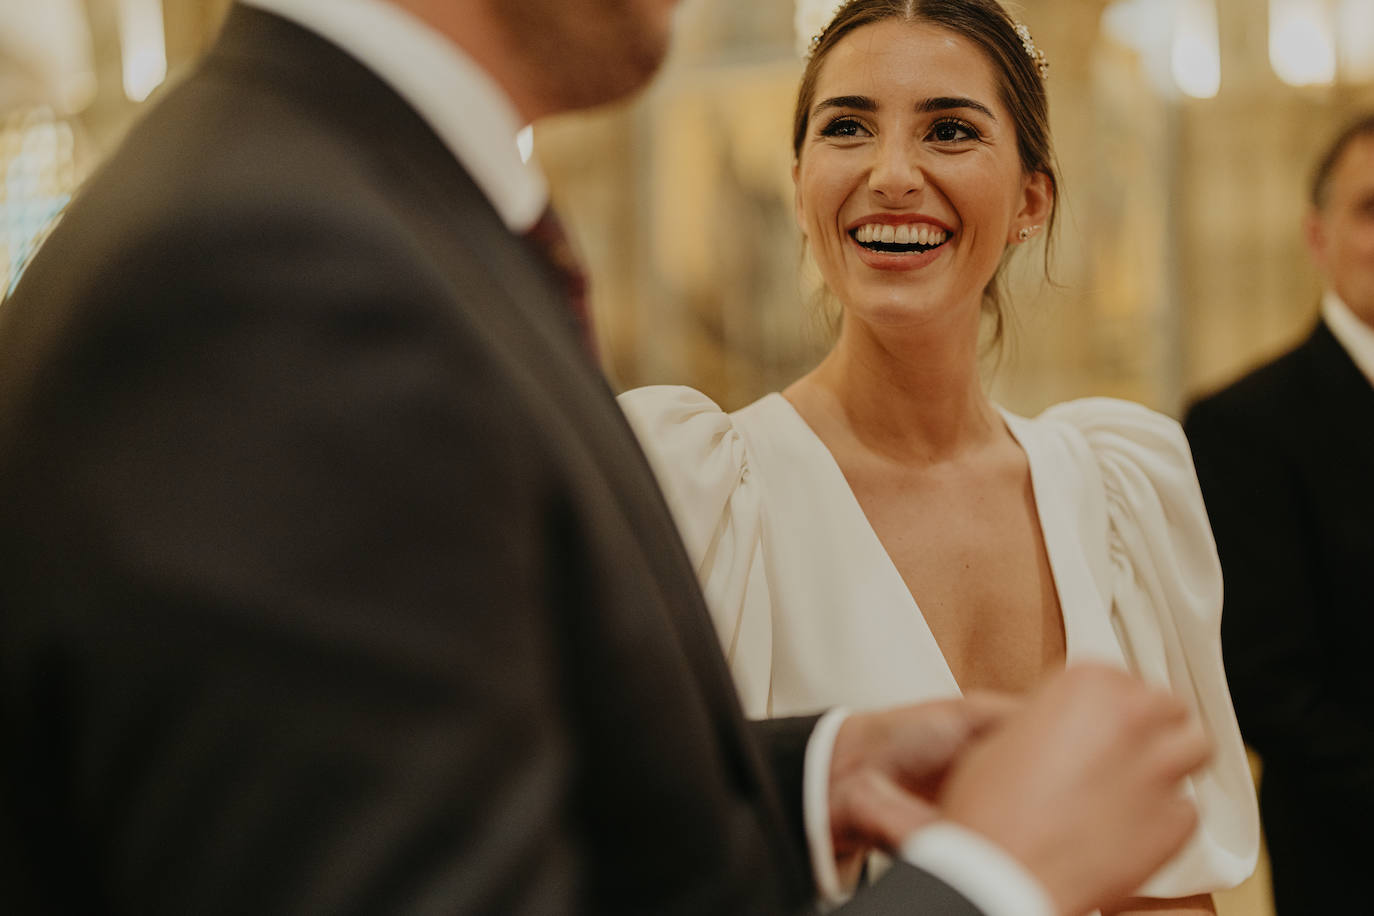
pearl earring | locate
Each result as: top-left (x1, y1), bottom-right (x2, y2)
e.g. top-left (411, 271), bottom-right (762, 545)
top-left (1017, 225), bottom-right (1041, 242)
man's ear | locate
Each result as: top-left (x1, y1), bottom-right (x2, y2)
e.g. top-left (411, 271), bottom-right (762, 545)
top-left (1304, 208), bottom-right (1327, 272)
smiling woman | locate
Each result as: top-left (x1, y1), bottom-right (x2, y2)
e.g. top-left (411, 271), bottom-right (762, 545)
top-left (618, 1), bottom-right (1258, 914)
top-left (791, 0), bottom-right (1057, 347)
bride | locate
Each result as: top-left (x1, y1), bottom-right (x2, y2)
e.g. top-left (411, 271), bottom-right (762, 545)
top-left (620, 0), bottom-right (1258, 913)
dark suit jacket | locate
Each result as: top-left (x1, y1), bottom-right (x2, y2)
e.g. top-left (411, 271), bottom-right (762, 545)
top-left (0, 7), bottom-right (979, 914)
top-left (1185, 321), bottom-right (1374, 912)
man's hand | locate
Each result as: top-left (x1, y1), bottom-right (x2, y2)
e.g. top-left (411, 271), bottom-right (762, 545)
top-left (828, 692), bottom-right (1019, 863)
top-left (938, 664), bottom-right (1211, 916)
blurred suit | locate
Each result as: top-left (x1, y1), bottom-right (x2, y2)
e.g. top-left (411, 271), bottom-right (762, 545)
top-left (0, 5), bottom-right (981, 914)
top-left (1185, 315), bottom-right (1374, 912)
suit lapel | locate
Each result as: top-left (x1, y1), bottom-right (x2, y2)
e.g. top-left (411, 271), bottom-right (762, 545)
top-left (1297, 323), bottom-right (1374, 512)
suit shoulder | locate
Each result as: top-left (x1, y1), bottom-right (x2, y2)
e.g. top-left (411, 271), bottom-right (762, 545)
top-left (1185, 334), bottom-right (1315, 430)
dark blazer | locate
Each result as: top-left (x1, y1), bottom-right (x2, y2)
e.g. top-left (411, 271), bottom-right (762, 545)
top-left (0, 7), bottom-right (979, 914)
top-left (1185, 321), bottom-right (1374, 913)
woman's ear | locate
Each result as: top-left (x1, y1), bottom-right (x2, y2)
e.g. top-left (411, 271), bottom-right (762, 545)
top-left (1011, 170), bottom-right (1054, 242)
top-left (793, 158), bottom-right (807, 239)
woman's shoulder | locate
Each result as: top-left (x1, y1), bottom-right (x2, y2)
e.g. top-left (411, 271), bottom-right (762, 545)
top-left (617, 385), bottom-right (788, 460)
top-left (1014, 397), bottom-right (1198, 514)
top-left (1013, 395), bottom-right (1216, 596)
top-left (618, 384), bottom-right (733, 439)
top-left (616, 385), bottom-right (771, 560)
top-left (1023, 396), bottom-right (1191, 469)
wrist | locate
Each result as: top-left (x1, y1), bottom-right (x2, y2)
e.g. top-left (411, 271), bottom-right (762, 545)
top-left (900, 822), bottom-right (1059, 916)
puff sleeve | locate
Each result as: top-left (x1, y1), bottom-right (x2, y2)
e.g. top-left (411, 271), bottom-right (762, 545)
top-left (1041, 398), bottom-right (1260, 897)
top-left (618, 386), bottom-right (774, 714)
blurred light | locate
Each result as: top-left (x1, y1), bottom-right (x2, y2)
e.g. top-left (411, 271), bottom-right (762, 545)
top-left (517, 125), bottom-right (534, 164)
top-left (1103, 0), bottom-right (1179, 96)
top-left (118, 0), bottom-right (168, 102)
top-left (0, 1), bottom-right (97, 114)
top-left (1173, 0), bottom-right (1222, 98)
top-left (1270, 0), bottom-right (1336, 86)
top-left (1337, 0), bottom-right (1374, 82)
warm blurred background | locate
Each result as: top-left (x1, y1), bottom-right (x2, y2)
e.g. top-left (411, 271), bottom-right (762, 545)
top-left (5, 1), bottom-right (1374, 912)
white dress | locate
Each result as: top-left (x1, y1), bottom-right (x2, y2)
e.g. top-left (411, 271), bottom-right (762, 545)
top-left (618, 386), bottom-right (1259, 899)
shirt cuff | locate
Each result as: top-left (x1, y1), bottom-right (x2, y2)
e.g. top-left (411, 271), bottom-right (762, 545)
top-left (803, 707), bottom-right (853, 906)
top-left (900, 822), bottom-right (1057, 916)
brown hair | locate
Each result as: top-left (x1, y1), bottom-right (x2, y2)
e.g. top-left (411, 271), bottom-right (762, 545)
top-left (1311, 112), bottom-right (1374, 209)
top-left (792, 0), bottom-right (1059, 346)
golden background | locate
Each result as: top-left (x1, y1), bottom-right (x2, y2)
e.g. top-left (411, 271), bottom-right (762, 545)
top-left (7, 2), bottom-right (1374, 913)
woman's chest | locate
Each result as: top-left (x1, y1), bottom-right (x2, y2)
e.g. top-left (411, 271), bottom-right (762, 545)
top-left (850, 470), bottom-right (1067, 694)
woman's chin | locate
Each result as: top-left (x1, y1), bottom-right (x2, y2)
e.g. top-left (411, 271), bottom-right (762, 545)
top-left (839, 294), bottom-right (969, 333)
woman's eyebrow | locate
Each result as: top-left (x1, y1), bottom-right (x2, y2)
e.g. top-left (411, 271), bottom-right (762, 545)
top-left (812, 95), bottom-right (877, 116)
top-left (917, 96), bottom-right (996, 119)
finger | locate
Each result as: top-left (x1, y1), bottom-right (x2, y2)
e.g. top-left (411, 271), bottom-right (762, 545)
top-left (832, 768), bottom-right (940, 851)
top-left (1147, 717), bottom-right (1213, 782)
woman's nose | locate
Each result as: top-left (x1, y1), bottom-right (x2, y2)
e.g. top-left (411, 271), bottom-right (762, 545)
top-left (868, 139), bottom-right (924, 201)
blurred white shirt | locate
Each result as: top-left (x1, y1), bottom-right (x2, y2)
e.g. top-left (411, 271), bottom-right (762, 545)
top-left (239, 0), bottom-right (547, 232)
top-left (1323, 290), bottom-right (1374, 387)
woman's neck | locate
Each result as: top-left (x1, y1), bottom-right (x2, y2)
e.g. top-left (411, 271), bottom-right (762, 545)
top-left (784, 311), bottom-right (1000, 465)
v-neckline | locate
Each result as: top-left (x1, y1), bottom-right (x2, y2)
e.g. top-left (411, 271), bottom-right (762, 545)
top-left (758, 393), bottom-right (1085, 696)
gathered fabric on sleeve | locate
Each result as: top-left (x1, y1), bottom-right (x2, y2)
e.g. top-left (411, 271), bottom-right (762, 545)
top-left (618, 385), bottom-right (774, 713)
top-left (1039, 398), bottom-right (1260, 898)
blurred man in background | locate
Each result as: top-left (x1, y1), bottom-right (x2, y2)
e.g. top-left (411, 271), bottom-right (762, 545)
top-left (1186, 112), bottom-right (1374, 913)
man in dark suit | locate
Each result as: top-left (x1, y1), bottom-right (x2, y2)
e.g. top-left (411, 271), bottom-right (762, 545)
top-left (0, 2), bottom-right (1207, 913)
top-left (1185, 112), bottom-right (1374, 912)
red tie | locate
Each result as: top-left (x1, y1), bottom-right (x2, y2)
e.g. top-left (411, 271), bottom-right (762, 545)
top-left (524, 208), bottom-right (595, 360)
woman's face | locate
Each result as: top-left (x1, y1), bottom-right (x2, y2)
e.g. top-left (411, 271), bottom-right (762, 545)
top-left (794, 19), bottom-right (1051, 332)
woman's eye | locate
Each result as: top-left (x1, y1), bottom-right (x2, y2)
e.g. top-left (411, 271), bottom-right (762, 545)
top-left (929, 120), bottom-right (978, 143)
top-left (820, 117), bottom-right (868, 138)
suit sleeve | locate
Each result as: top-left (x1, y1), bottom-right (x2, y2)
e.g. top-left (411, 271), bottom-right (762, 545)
top-left (0, 208), bottom-right (588, 914)
top-left (1185, 398), bottom-right (1374, 806)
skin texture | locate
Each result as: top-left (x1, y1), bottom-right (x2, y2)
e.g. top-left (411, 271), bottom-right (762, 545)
top-left (1306, 134), bottom-right (1374, 328)
top-left (393, 0), bottom-right (679, 121)
top-left (795, 20), bottom-right (1213, 915)
top-left (792, 21), bottom-right (1051, 337)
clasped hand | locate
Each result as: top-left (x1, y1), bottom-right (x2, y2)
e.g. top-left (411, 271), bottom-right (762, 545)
top-left (829, 664), bottom-right (1211, 916)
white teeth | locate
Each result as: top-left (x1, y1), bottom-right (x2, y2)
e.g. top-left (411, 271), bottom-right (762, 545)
top-left (853, 223), bottom-right (949, 247)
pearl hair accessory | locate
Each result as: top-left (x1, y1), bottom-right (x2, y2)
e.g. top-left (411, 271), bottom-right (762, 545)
top-left (1018, 225), bottom-right (1042, 241)
top-left (1014, 23), bottom-right (1050, 80)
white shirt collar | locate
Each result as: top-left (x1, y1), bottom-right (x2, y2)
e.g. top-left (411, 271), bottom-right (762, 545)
top-left (1321, 289), bottom-right (1374, 388)
top-left (238, 0), bottom-right (548, 232)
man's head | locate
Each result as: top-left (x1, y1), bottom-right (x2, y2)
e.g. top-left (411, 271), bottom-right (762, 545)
top-left (398, 0), bottom-right (679, 121)
top-left (1306, 113), bottom-right (1374, 328)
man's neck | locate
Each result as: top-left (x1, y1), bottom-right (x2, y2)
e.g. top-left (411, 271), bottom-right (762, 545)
top-left (384, 0), bottom-right (549, 121)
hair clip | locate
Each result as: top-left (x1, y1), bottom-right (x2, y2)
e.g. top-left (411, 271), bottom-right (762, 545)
top-left (1014, 23), bottom-right (1049, 80)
